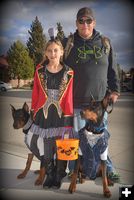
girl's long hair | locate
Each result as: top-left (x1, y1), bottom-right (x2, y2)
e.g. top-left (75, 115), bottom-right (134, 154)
top-left (40, 39), bottom-right (64, 65)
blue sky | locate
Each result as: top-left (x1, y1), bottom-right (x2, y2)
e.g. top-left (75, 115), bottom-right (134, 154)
top-left (0, 0), bottom-right (134, 71)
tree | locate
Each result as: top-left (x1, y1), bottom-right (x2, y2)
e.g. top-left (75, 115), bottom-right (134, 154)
top-left (27, 16), bottom-right (46, 68)
top-left (7, 40), bottom-right (34, 88)
top-left (56, 22), bottom-right (65, 41)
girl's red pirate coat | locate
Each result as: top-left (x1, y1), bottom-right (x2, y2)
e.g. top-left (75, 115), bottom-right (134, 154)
top-left (31, 64), bottom-right (74, 123)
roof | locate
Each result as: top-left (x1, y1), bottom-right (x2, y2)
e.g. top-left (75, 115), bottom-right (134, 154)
top-left (0, 55), bottom-right (9, 68)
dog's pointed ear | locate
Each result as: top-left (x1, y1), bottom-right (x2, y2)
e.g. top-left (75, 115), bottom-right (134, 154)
top-left (90, 92), bottom-right (95, 104)
top-left (10, 104), bottom-right (16, 113)
top-left (102, 97), bottom-right (113, 113)
top-left (23, 102), bottom-right (29, 112)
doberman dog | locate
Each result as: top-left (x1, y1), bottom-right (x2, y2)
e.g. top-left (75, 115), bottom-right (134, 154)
top-left (10, 102), bottom-right (46, 185)
top-left (68, 97), bottom-right (114, 198)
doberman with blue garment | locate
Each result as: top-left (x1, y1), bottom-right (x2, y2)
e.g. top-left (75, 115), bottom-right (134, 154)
top-left (10, 102), bottom-right (46, 185)
top-left (68, 97), bottom-right (114, 198)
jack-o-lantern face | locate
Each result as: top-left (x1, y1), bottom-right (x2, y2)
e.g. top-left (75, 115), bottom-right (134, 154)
top-left (57, 146), bottom-right (78, 157)
top-left (56, 139), bottom-right (79, 160)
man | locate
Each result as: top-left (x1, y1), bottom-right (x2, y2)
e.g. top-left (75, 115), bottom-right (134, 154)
top-left (63, 7), bottom-right (120, 181)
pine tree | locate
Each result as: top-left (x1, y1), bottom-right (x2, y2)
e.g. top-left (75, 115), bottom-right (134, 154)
top-left (27, 16), bottom-right (46, 68)
top-left (7, 40), bottom-right (34, 88)
top-left (56, 22), bottom-right (65, 42)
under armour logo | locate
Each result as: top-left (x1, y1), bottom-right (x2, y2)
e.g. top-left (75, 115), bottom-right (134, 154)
top-left (119, 185), bottom-right (133, 199)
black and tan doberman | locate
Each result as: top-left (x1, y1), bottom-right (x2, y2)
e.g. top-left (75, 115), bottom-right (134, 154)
top-left (68, 98), bottom-right (114, 198)
top-left (10, 102), bottom-right (46, 185)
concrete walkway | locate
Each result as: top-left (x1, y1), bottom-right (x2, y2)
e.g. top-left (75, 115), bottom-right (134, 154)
top-left (0, 92), bottom-right (134, 200)
top-left (0, 149), bottom-right (122, 200)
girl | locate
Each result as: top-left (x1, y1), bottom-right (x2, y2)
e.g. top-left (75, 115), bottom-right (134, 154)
top-left (30, 38), bottom-right (74, 189)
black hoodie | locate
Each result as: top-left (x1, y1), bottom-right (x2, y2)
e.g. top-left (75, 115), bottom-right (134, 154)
top-left (64, 29), bottom-right (120, 108)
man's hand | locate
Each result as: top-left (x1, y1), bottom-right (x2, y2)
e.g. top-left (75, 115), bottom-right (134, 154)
top-left (109, 92), bottom-right (120, 103)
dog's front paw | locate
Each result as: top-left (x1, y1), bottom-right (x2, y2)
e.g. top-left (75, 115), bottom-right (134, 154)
top-left (17, 172), bottom-right (26, 179)
top-left (68, 183), bottom-right (76, 193)
top-left (103, 189), bottom-right (111, 198)
top-left (34, 178), bottom-right (44, 185)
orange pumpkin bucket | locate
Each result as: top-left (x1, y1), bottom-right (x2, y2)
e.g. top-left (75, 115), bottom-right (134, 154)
top-left (56, 138), bottom-right (79, 160)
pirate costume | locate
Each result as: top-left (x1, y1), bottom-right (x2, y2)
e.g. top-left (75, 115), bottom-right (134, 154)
top-left (29, 61), bottom-right (74, 189)
top-left (30, 63), bottom-right (74, 159)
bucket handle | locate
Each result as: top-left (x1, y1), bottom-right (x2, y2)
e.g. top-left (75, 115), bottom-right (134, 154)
top-left (61, 128), bottom-right (74, 140)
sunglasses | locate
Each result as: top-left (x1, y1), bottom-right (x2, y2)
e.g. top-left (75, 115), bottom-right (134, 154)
top-left (78, 18), bottom-right (93, 25)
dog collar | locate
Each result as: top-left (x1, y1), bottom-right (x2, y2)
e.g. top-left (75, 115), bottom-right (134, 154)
top-left (93, 126), bottom-right (105, 133)
top-left (23, 118), bottom-right (33, 134)
top-left (86, 124), bottom-right (105, 134)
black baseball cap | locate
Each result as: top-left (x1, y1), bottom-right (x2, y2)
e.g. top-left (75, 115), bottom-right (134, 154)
top-left (77, 7), bottom-right (95, 20)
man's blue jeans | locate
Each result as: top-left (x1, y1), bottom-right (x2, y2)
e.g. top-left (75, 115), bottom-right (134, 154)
top-left (69, 109), bottom-right (114, 174)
